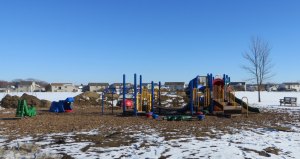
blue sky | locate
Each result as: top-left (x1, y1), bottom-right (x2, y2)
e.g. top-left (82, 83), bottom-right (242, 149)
top-left (0, 0), bottom-right (299, 84)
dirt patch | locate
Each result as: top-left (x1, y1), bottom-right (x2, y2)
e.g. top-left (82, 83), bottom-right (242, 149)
top-left (61, 153), bottom-right (75, 159)
top-left (0, 94), bottom-right (51, 108)
top-left (264, 147), bottom-right (281, 155)
top-left (159, 93), bottom-right (188, 108)
top-left (267, 126), bottom-right (293, 132)
top-left (40, 100), bottom-right (52, 108)
top-left (241, 147), bottom-right (271, 157)
top-left (74, 131), bottom-right (136, 149)
top-left (0, 107), bottom-right (298, 142)
top-left (0, 94), bottom-right (19, 108)
top-left (74, 91), bottom-right (101, 106)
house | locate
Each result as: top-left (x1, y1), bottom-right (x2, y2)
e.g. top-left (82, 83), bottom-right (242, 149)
top-left (140, 83), bottom-right (159, 90)
top-left (164, 82), bottom-right (185, 91)
top-left (246, 84), bottom-right (256, 91)
top-left (88, 83), bottom-right (109, 92)
top-left (34, 84), bottom-right (46, 92)
top-left (265, 83), bottom-right (279, 92)
top-left (229, 82), bottom-right (246, 91)
top-left (0, 87), bottom-right (8, 93)
top-left (246, 84), bottom-right (266, 91)
top-left (0, 81), bottom-right (14, 93)
top-left (46, 83), bottom-right (76, 92)
top-left (282, 82), bottom-right (300, 92)
top-left (110, 83), bottom-right (133, 89)
top-left (17, 81), bottom-right (37, 92)
top-left (75, 85), bottom-right (84, 92)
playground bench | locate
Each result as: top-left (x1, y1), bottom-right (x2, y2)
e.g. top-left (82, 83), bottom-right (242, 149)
top-left (279, 97), bottom-right (297, 106)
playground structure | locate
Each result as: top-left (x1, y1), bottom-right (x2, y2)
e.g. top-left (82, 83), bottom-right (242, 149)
top-left (49, 97), bottom-right (74, 113)
top-left (121, 74), bottom-right (160, 116)
top-left (98, 73), bottom-right (258, 118)
top-left (16, 99), bottom-right (37, 117)
top-left (187, 74), bottom-right (259, 115)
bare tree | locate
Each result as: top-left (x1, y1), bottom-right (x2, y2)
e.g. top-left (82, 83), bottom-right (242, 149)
top-left (242, 36), bottom-right (273, 102)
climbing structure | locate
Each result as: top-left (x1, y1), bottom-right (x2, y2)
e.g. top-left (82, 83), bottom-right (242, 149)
top-left (16, 100), bottom-right (37, 117)
top-left (49, 97), bottom-right (74, 113)
top-left (187, 74), bottom-right (259, 116)
top-left (122, 74), bottom-right (159, 116)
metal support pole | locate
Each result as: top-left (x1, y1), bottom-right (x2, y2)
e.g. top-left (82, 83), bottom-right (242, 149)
top-left (190, 82), bottom-right (194, 115)
top-left (139, 75), bottom-right (142, 94)
top-left (223, 74), bottom-right (226, 101)
top-left (111, 90), bottom-right (114, 115)
top-left (134, 74), bottom-right (137, 116)
top-left (195, 77), bottom-right (199, 113)
top-left (242, 97), bottom-right (249, 117)
top-left (158, 81), bottom-right (161, 114)
top-left (151, 81), bottom-right (154, 113)
top-left (123, 74), bottom-right (126, 113)
top-left (101, 93), bottom-right (104, 115)
top-left (209, 73), bottom-right (214, 113)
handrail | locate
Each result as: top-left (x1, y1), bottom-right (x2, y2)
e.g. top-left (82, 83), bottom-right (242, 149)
top-left (241, 96), bottom-right (249, 117)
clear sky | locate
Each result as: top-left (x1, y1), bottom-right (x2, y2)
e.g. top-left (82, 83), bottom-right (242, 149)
top-left (0, 0), bottom-right (299, 84)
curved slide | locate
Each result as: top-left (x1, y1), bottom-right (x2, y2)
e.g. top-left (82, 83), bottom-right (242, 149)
top-left (175, 96), bottom-right (260, 114)
top-left (234, 96), bottom-right (260, 113)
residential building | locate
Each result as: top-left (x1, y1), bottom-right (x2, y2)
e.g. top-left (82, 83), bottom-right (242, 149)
top-left (140, 83), bottom-right (159, 90)
top-left (164, 82), bottom-right (185, 91)
top-left (110, 83), bottom-right (133, 89)
top-left (246, 84), bottom-right (266, 91)
top-left (34, 84), bottom-right (46, 92)
top-left (0, 84), bottom-right (14, 93)
top-left (229, 82), bottom-right (246, 91)
top-left (265, 83), bottom-right (279, 92)
top-left (47, 83), bottom-right (76, 92)
top-left (282, 82), bottom-right (300, 91)
top-left (75, 85), bottom-right (84, 92)
top-left (88, 83), bottom-right (109, 92)
top-left (0, 87), bottom-right (8, 92)
top-left (17, 81), bottom-right (37, 92)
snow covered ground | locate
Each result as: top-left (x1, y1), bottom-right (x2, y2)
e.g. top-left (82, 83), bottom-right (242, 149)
top-left (1, 124), bottom-right (299, 159)
top-left (1, 91), bottom-right (300, 158)
top-left (0, 92), bottom-right (82, 102)
top-left (235, 91), bottom-right (300, 106)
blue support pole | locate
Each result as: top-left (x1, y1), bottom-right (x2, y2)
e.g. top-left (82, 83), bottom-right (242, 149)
top-left (158, 81), bottom-right (161, 106)
top-left (207, 74), bottom-right (210, 88)
top-left (195, 77), bottom-right (199, 113)
top-left (209, 73), bottom-right (214, 113)
top-left (101, 93), bottom-right (104, 115)
top-left (123, 74), bottom-right (126, 114)
top-left (223, 74), bottom-right (226, 101)
top-left (151, 81), bottom-right (154, 113)
top-left (134, 74), bottom-right (137, 116)
top-left (139, 75), bottom-right (142, 94)
top-left (190, 81), bottom-right (194, 115)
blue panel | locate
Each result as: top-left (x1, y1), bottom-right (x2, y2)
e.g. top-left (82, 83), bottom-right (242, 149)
top-left (65, 97), bottom-right (74, 103)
